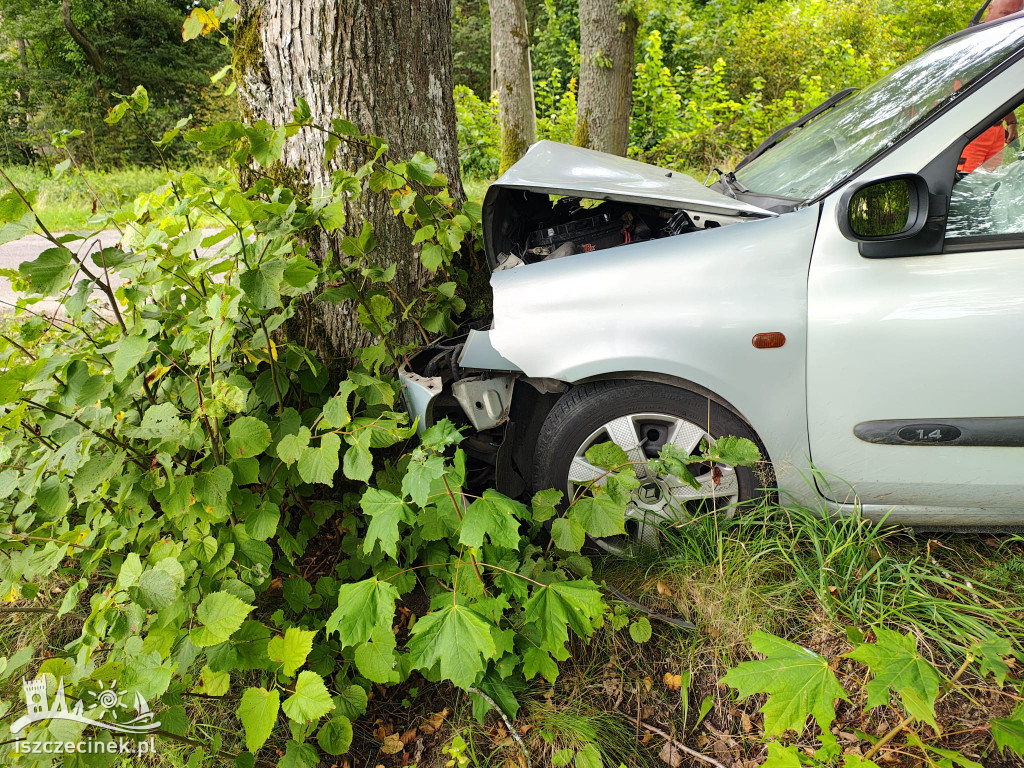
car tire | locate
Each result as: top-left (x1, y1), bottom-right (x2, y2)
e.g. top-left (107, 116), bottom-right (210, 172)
top-left (531, 380), bottom-right (771, 553)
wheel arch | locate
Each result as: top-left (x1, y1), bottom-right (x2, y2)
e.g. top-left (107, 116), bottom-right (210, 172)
top-left (503, 370), bottom-right (777, 494)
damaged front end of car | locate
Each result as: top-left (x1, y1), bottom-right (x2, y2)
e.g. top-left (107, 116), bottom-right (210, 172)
top-left (399, 140), bottom-right (779, 496)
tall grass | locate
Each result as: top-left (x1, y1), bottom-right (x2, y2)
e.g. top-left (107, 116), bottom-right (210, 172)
top-left (1, 165), bottom-right (218, 232)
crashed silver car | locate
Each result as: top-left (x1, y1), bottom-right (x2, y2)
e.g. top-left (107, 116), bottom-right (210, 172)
top-left (402, 14), bottom-right (1024, 549)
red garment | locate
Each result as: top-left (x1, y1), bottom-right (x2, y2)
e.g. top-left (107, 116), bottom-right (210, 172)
top-left (959, 124), bottom-right (1006, 172)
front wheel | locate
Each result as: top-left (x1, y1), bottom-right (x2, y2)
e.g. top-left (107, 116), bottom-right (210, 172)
top-left (531, 380), bottom-right (770, 553)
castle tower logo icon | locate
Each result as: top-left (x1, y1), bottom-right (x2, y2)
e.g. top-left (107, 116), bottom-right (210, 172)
top-left (10, 677), bottom-right (161, 736)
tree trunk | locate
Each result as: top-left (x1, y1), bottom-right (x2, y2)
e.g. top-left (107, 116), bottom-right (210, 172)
top-left (574, 0), bottom-right (638, 156)
top-left (61, 0), bottom-right (109, 109)
top-left (233, 0), bottom-right (465, 367)
top-left (489, 0), bottom-right (535, 173)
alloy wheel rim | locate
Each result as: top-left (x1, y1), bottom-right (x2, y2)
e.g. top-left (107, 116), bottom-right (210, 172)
top-left (565, 412), bottom-right (739, 553)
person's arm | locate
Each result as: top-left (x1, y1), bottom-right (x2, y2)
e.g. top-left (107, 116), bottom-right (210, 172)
top-left (1005, 111), bottom-right (1018, 144)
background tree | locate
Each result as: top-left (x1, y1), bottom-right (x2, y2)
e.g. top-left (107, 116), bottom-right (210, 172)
top-left (232, 0), bottom-right (465, 365)
top-left (0, 0), bottom-right (232, 166)
top-left (574, 0), bottom-right (639, 155)
top-left (490, 0), bottom-right (537, 172)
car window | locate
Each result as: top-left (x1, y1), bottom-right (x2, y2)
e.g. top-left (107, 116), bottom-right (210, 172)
top-left (946, 103), bottom-right (1024, 239)
top-left (734, 20), bottom-right (1024, 202)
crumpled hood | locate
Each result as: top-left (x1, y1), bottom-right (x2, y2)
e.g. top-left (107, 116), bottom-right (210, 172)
top-left (481, 141), bottom-right (775, 270)
top-left (488, 140), bottom-right (775, 216)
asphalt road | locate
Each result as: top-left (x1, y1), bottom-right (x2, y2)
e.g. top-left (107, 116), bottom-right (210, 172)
top-left (0, 231), bottom-right (123, 319)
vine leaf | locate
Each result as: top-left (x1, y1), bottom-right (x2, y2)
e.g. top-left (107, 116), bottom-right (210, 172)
top-left (237, 687), bottom-right (280, 752)
top-left (406, 603), bottom-right (496, 689)
top-left (992, 706), bottom-right (1024, 756)
top-left (523, 580), bottom-right (606, 655)
top-left (317, 715), bottom-right (354, 756)
top-left (225, 416), bottom-right (272, 459)
top-left (360, 488), bottom-right (412, 561)
top-left (721, 632), bottom-right (848, 736)
top-left (268, 627), bottom-right (318, 677)
top-left (353, 625), bottom-right (400, 684)
top-left (297, 432), bottom-right (341, 484)
top-left (459, 489), bottom-right (525, 550)
top-left (843, 628), bottom-right (941, 730)
top-left (567, 493), bottom-right (626, 538)
top-left (973, 634), bottom-right (1012, 685)
top-left (189, 591), bottom-right (254, 647)
top-left (282, 670), bottom-right (335, 723)
top-left (326, 577), bottom-right (398, 649)
top-left (401, 451), bottom-right (446, 506)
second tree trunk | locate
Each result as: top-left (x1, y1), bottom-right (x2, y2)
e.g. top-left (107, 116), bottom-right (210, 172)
top-left (575, 0), bottom-right (638, 156)
top-left (490, 0), bottom-right (536, 173)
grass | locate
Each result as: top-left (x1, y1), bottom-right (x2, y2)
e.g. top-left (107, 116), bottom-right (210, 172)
top-left (0, 165), bottom-right (219, 232)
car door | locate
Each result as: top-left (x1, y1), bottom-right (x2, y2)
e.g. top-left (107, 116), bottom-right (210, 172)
top-left (806, 77), bottom-right (1024, 525)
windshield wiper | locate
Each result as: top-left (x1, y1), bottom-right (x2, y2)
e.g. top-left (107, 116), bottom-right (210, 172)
top-left (733, 87), bottom-right (858, 172)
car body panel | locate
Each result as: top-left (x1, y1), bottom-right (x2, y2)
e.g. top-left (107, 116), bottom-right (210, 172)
top-left (807, 55), bottom-right (1024, 520)
top-left (483, 206), bottom-right (821, 498)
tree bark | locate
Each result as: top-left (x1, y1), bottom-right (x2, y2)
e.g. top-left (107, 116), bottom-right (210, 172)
top-left (489, 0), bottom-right (536, 173)
top-left (233, 0), bottom-right (465, 367)
top-left (574, 0), bottom-right (638, 156)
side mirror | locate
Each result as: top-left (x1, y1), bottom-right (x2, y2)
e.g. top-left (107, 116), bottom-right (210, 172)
top-left (838, 174), bottom-right (931, 242)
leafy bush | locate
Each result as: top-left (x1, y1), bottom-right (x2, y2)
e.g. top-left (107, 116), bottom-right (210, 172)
top-left (0, 85), bottom-right (766, 764)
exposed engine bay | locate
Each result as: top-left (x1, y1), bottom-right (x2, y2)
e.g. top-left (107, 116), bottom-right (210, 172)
top-left (488, 190), bottom-right (724, 271)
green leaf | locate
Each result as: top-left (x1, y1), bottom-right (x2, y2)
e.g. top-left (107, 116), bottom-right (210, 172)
top-left (326, 577), bottom-right (399, 648)
top-left (522, 647), bottom-right (559, 683)
top-left (407, 603), bottom-right (496, 690)
top-left (550, 517), bottom-right (585, 552)
top-left (460, 489), bottom-right (524, 550)
top-left (246, 123), bottom-right (287, 167)
top-left (420, 242), bottom-right (444, 270)
top-left (282, 670), bottom-right (334, 723)
top-left (574, 743), bottom-right (602, 768)
top-left (268, 627), bottom-right (318, 677)
top-left (0, 211), bottom-right (34, 246)
top-left (36, 476), bottom-right (69, 516)
top-left (401, 452), bottom-right (446, 506)
top-left (531, 488), bottom-right (563, 523)
top-left (317, 715), bottom-right (354, 755)
top-left (277, 426), bottom-right (310, 465)
top-left (843, 628), bottom-right (941, 729)
top-left (761, 742), bottom-right (803, 768)
top-left (19, 247), bottom-right (75, 296)
top-left (246, 502), bottom-right (280, 541)
top-left (992, 706), bottom-right (1024, 756)
top-left (112, 334), bottom-right (150, 382)
top-left (190, 591), bottom-right (254, 647)
top-left (225, 416), bottom-right (272, 459)
top-left (322, 382), bottom-right (357, 428)
top-left (297, 432), bottom-right (341, 484)
top-left (524, 580), bottom-right (606, 654)
top-left (721, 632), bottom-right (848, 736)
top-left (354, 625), bottom-right (399, 684)
top-left (629, 617), bottom-right (652, 643)
top-left (568, 493), bottom-right (626, 538)
top-left (334, 684), bottom-right (369, 720)
top-left (704, 436), bottom-right (761, 466)
top-left (585, 441), bottom-right (630, 470)
top-left (973, 634), bottom-right (1012, 685)
top-left (360, 488), bottom-right (412, 561)
top-left (237, 687), bottom-right (280, 752)
top-left (342, 432), bottom-right (373, 481)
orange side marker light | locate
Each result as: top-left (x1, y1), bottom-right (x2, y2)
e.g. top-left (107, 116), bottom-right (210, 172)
top-left (752, 332), bottom-right (786, 349)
